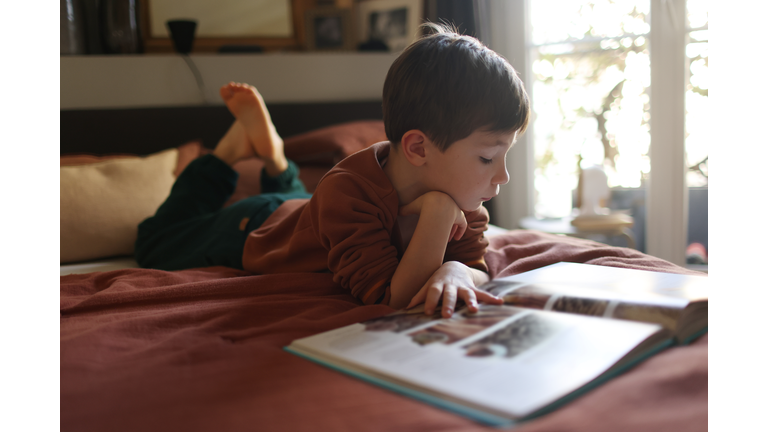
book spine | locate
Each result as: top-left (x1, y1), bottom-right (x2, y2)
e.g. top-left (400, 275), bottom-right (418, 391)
top-left (679, 326), bottom-right (708, 346)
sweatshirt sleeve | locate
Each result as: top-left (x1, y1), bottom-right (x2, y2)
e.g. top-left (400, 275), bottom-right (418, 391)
top-left (444, 206), bottom-right (490, 273)
top-left (308, 172), bottom-right (400, 305)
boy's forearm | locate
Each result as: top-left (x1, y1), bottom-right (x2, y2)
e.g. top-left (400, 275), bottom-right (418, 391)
top-left (388, 195), bottom-right (456, 309)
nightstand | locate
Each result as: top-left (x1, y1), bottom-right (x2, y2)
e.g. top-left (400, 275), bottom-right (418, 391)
top-left (519, 213), bottom-right (636, 249)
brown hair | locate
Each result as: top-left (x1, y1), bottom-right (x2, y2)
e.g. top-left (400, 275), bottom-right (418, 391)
top-left (382, 22), bottom-right (530, 151)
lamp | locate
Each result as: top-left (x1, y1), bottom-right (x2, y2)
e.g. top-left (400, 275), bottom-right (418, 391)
top-left (166, 19), bottom-right (207, 104)
top-left (166, 20), bottom-right (197, 54)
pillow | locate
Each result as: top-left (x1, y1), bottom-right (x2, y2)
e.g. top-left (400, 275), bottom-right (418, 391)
top-left (283, 120), bottom-right (387, 166)
top-left (60, 140), bottom-right (204, 177)
top-left (60, 148), bottom-right (179, 263)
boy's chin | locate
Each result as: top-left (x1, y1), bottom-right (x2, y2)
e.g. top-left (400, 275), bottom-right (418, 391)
top-left (460, 202), bottom-right (484, 213)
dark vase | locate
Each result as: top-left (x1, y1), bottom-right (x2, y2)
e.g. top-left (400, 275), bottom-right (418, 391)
top-left (101, 0), bottom-right (142, 54)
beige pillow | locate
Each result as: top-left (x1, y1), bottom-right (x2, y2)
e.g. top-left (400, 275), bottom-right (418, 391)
top-left (60, 148), bottom-right (178, 263)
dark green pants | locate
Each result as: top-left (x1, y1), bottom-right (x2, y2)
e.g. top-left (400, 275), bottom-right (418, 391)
top-left (135, 155), bottom-right (310, 270)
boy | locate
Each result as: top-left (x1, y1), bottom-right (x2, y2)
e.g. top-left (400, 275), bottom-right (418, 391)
top-left (136, 23), bottom-right (530, 318)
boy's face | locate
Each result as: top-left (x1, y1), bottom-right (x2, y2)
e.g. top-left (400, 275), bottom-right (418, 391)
top-left (423, 129), bottom-right (515, 212)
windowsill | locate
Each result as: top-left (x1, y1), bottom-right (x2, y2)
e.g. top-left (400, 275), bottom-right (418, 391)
top-left (685, 264), bottom-right (708, 274)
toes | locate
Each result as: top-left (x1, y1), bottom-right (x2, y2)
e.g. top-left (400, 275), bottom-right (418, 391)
top-left (219, 82), bottom-right (253, 101)
top-left (219, 84), bottom-right (234, 100)
top-left (233, 84), bottom-right (252, 95)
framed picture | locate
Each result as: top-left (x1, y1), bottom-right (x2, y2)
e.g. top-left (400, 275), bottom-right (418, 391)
top-left (356, 0), bottom-right (423, 52)
top-left (139, 0), bottom-right (309, 53)
top-left (304, 7), bottom-right (356, 51)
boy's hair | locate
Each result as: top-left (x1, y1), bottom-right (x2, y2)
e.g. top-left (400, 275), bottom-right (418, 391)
top-left (382, 22), bottom-right (530, 151)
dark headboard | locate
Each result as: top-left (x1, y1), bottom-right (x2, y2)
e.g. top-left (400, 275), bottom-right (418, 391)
top-left (60, 101), bottom-right (383, 155)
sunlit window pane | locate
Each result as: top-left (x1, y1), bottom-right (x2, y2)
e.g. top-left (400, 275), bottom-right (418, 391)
top-left (686, 0), bottom-right (708, 28)
top-left (685, 2), bottom-right (708, 187)
top-left (530, 0), bottom-right (650, 218)
top-left (531, 0), bottom-right (650, 45)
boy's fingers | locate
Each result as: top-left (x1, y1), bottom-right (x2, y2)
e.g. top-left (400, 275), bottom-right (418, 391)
top-left (458, 287), bottom-right (479, 312)
top-left (424, 284), bottom-right (445, 315)
top-left (441, 285), bottom-right (457, 318)
top-left (474, 289), bottom-right (504, 304)
top-left (406, 285), bottom-right (428, 309)
top-left (449, 224), bottom-right (458, 240)
top-left (454, 223), bottom-right (467, 241)
top-left (451, 210), bottom-right (467, 241)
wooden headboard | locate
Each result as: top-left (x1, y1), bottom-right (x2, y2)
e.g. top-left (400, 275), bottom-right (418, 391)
top-left (60, 101), bottom-right (383, 155)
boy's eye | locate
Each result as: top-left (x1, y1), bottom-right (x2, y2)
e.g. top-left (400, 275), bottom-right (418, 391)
top-left (480, 157), bottom-right (493, 165)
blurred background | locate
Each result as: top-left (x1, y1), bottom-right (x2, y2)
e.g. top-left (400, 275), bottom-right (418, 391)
top-left (60, 0), bottom-right (708, 269)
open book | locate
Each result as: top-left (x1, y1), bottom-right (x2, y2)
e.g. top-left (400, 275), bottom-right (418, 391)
top-left (285, 262), bottom-right (708, 426)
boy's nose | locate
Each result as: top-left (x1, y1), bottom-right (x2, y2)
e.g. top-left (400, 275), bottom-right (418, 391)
top-left (492, 162), bottom-right (510, 186)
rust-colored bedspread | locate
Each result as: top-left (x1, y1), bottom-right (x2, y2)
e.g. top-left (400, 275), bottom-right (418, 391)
top-left (61, 230), bottom-right (707, 432)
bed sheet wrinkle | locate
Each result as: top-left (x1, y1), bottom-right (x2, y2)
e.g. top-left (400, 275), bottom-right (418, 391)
top-left (220, 302), bottom-right (394, 344)
top-left (60, 269), bottom-right (312, 315)
top-left (486, 230), bottom-right (701, 278)
top-left (60, 266), bottom-right (248, 303)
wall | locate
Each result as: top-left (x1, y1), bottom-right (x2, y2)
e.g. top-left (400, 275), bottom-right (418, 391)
top-left (60, 53), bottom-right (399, 109)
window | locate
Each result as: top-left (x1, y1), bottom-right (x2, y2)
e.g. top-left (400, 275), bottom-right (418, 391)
top-left (487, 0), bottom-right (707, 265)
top-left (529, 0), bottom-right (653, 218)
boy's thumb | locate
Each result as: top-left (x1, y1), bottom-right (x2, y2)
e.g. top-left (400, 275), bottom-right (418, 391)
top-left (407, 293), bottom-right (422, 309)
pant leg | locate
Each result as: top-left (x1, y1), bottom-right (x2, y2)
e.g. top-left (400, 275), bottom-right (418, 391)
top-left (259, 159), bottom-right (307, 195)
top-left (135, 155), bottom-right (310, 271)
top-left (135, 197), bottom-right (266, 270)
top-left (135, 154), bottom-right (240, 270)
top-left (144, 154), bottom-right (239, 229)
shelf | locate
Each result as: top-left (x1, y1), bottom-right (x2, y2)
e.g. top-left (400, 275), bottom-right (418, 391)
top-left (61, 52), bottom-right (399, 110)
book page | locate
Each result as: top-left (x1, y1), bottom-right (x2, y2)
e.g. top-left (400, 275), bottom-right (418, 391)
top-left (482, 263), bottom-right (707, 331)
top-left (488, 262), bottom-right (708, 300)
top-left (487, 282), bottom-right (686, 330)
top-left (291, 304), bottom-right (664, 419)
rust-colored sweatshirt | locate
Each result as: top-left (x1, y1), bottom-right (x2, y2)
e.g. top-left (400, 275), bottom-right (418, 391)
top-left (242, 142), bottom-right (490, 305)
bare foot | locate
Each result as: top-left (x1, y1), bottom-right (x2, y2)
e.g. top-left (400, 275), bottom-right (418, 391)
top-left (219, 82), bottom-right (288, 176)
top-left (212, 120), bottom-right (255, 166)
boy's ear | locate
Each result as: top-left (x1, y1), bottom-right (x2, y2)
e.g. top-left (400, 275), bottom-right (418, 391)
top-left (400, 130), bottom-right (430, 167)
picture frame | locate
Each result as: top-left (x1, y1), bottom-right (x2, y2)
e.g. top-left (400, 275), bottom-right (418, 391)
top-left (304, 7), bottom-right (357, 52)
top-left (139, 0), bottom-right (309, 53)
top-left (356, 0), bottom-right (423, 52)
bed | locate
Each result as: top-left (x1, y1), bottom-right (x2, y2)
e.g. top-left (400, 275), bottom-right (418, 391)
top-left (60, 103), bottom-right (707, 431)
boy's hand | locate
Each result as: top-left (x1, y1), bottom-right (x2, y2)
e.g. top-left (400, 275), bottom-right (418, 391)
top-left (406, 261), bottom-right (503, 318)
top-left (387, 192), bottom-right (477, 310)
top-left (399, 191), bottom-right (467, 241)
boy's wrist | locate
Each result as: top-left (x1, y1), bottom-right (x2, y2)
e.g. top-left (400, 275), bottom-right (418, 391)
top-left (419, 192), bottom-right (459, 221)
top-left (468, 266), bottom-right (490, 287)
top-left (446, 261), bottom-right (489, 287)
